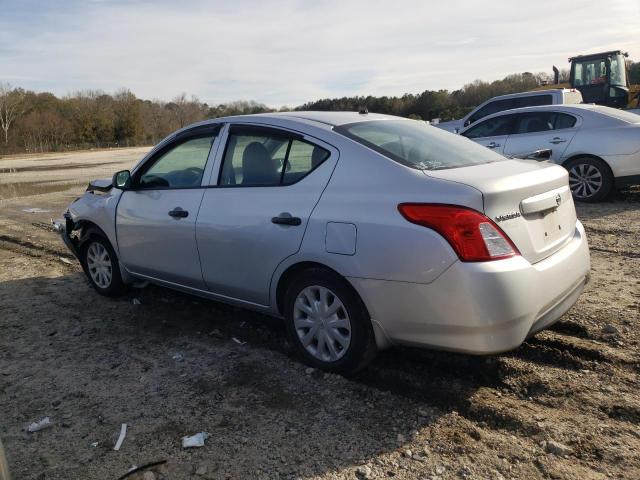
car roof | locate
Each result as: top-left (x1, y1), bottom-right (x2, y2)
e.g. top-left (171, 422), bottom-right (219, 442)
top-left (199, 111), bottom-right (400, 129)
top-left (459, 103), bottom-right (640, 132)
top-left (482, 89), bottom-right (568, 102)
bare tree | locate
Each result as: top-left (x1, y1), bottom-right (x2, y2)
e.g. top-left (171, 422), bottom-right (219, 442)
top-left (0, 82), bottom-right (25, 144)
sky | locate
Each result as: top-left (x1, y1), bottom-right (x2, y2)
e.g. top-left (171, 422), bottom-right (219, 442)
top-left (1, 0), bottom-right (638, 107)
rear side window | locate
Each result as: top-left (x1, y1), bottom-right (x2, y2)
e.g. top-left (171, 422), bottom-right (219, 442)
top-left (515, 112), bottom-right (555, 134)
top-left (513, 112), bottom-right (577, 134)
top-left (554, 113), bottom-right (577, 129)
top-left (336, 120), bottom-right (505, 170)
top-left (513, 95), bottom-right (552, 108)
top-left (219, 127), bottom-right (329, 186)
top-left (462, 115), bottom-right (517, 139)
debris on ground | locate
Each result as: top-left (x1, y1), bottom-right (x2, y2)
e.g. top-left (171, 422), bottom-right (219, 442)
top-left (22, 208), bottom-right (50, 213)
top-left (602, 323), bottom-right (620, 334)
top-left (544, 440), bottom-right (574, 457)
top-left (231, 337), bottom-right (246, 345)
top-left (182, 432), bottom-right (209, 448)
top-left (113, 423), bottom-right (127, 451)
top-left (132, 298), bottom-right (142, 305)
top-left (59, 256), bottom-right (73, 265)
top-left (172, 353), bottom-right (184, 361)
top-left (26, 416), bottom-right (52, 432)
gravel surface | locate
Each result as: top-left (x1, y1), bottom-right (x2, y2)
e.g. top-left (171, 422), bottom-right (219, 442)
top-left (0, 150), bottom-right (638, 479)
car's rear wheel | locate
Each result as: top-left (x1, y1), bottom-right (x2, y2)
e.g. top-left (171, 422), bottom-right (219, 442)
top-left (283, 268), bottom-right (377, 375)
top-left (566, 156), bottom-right (613, 203)
top-left (81, 236), bottom-right (126, 297)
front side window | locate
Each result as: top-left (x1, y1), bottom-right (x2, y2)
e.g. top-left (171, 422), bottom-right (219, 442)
top-left (138, 134), bottom-right (216, 189)
top-left (336, 120), bottom-right (505, 170)
top-left (467, 98), bottom-right (515, 125)
top-left (219, 127), bottom-right (329, 186)
top-left (463, 115), bottom-right (517, 139)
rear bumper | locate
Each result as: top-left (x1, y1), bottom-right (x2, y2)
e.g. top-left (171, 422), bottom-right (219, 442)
top-left (349, 220), bottom-right (590, 354)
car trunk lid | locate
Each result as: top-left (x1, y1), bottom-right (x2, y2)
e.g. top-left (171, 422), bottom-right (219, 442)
top-left (426, 160), bottom-right (576, 264)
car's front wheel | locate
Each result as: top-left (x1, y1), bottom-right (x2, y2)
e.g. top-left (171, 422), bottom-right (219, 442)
top-left (566, 156), bottom-right (613, 203)
top-left (283, 268), bottom-right (377, 375)
top-left (81, 236), bottom-right (126, 297)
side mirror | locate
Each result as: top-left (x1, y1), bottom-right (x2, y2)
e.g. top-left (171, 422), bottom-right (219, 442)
top-left (112, 170), bottom-right (132, 189)
top-left (523, 149), bottom-right (552, 161)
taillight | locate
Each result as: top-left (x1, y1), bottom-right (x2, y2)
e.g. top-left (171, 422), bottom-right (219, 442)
top-left (398, 203), bottom-right (519, 262)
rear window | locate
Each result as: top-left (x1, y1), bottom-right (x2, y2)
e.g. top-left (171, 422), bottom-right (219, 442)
top-left (335, 120), bottom-right (505, 171)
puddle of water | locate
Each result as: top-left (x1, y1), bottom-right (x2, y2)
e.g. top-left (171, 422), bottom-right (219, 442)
top-left (0, 160), bottom-right (124, 174)
top-left (0, 181), bottom-right (86, 200)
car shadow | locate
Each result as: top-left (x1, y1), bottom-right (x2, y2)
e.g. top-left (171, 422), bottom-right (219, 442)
top-left (0, 270), bottom-right (515, 479)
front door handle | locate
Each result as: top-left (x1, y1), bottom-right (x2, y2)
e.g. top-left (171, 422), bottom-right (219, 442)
top-left (168, 207), bottom-right (189, 218)
top-left (487, 142), bottom-right (500, 149)
top-left (272, 213), bottom-right (302, 226)
top-left (549, 137), bottom-right (567, 144)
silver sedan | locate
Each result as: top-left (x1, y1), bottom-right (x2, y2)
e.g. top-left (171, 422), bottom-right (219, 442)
top-left (459, 104), bottom-right (640, 202)
top-left (55, 112), bottom-right (590, 373)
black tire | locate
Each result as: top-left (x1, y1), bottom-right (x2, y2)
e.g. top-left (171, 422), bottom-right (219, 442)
top-left (283, 267), bottom-right (377, 375)
top-left (565, 156), bottom-right (613, 203)
top-left (80, 234), bottom-right (127, 297)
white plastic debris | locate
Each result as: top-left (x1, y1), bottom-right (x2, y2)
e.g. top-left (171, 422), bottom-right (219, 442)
top-left (23, 208), bottom-right (51, 213)
top-left (232, 337), bottom-right (246, 345)
top-left (172, 353), bottom-right (184, 361)
top-left (59, 257), bottom-right (73, 265)
top-left (182, 432), bottom-right (209, 448)
top-left (27, 416), bottom-right (52, 432)
top-left (90, 442), bottom-right (99, 448)
top-left (113, 423), bottom-right (127, 451)
top-left (132, 298), bottom-right (141, 305)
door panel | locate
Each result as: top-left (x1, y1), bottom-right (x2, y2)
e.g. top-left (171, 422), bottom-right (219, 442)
top-left (117, 189), bottom-right (207, 288)
top-left (471, 135), bottom-right (507, 154)
top-left (196, 127), bottom-right (337, 306)
top-left (115, 126), bottom-right (220, 288)
top-left (503, 112), bottom-right (578, 162)
top-left (504, 130), bottom-right (576, 162)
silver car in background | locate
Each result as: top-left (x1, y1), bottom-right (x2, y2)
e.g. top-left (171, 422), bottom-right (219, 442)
top-left (56, 112), bottom-right (590, 373)
top-left (459, 104), bottom-right (640, 202)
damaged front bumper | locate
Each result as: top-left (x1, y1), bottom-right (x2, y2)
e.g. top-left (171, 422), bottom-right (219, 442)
top-left (52, 211), bottom-right (81, 260)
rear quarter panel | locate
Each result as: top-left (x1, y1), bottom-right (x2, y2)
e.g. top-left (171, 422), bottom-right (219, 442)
top-left (271, 140), bottom-right (484, 293)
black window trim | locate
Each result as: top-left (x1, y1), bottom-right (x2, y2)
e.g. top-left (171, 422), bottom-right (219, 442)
top-left (507, 111), bottom-right (579, 137)
top-left (132, 124), bottom-right (221, 191)
top-left (216, 124), bottom-right (329, 188)
top-left (461, 113), bottom-right (519, 139)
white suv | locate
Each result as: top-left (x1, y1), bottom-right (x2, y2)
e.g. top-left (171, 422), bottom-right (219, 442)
top-left (436, 89), bottom-right (583, 133)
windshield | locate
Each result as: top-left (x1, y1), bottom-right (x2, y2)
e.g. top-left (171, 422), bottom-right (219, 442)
top-left (335, 119), bottom-right (505, 170)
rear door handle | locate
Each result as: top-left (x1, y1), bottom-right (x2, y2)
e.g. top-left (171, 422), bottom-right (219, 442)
top-left (487, 142), bottom-right (500, 149)
top-left (271, 213), bottom-right (301, 226)
top-left (549, 137), bottom-right (567, 144)
top-left (168, 207), bottom-right (189, 218)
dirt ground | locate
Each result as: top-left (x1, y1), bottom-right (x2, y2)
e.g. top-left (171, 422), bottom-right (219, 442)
top-left (0, 148), bottom-right (638, 480)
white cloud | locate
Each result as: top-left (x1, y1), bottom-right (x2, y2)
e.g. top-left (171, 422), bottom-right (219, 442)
top-left (1, 0), bottom-right (638, 106)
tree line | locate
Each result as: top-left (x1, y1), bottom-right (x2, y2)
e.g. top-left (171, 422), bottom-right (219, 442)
top-left (1, 61), bottom-right (637, 155)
